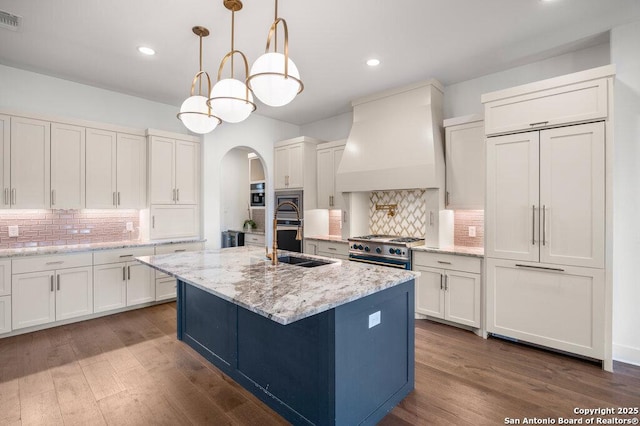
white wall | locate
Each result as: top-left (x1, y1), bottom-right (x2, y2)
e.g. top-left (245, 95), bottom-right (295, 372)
top-left (220, 148), bottom-right (251, 233)
top-left (202, 114), bottom-right (300, 249)
top-left (0, 64), bottom-right (186, 133)
top-left (611, 21), bottom-right (640, 366)
top-left (443, 43), bottom-right (611, 119)
top-left (300, 111), bottom-right (353, 141)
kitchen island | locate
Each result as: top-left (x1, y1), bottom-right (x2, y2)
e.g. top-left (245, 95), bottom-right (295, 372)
top-left (136, 246), bottom-right (417, 426)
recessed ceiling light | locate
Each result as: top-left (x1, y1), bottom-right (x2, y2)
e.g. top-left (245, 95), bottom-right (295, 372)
top-left (366, 59), bottom-right (380, 67)
top-left (137, 46), bottom-right (156, 56)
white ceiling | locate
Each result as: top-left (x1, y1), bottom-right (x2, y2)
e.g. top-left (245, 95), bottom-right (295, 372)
top-left (0, 0), bottom-right (639, 126)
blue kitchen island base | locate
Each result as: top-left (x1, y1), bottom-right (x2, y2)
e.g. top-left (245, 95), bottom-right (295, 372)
top-left (176, 279), bottom-right (415, 426)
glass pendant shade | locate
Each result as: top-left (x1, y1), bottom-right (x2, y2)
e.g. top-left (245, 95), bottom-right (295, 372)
top-left (178, 95), bottom-right (219, 134)
top-left (249, 52), bottom-right (301, 107)
top-left (209, 78), bottom-right (255, 123)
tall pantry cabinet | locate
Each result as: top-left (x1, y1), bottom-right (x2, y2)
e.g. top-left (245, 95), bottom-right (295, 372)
top-left (481, 65), bottom-right (614, 369)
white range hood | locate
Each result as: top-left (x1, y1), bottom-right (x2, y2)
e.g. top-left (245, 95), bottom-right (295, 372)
top-left (336, 79), bottom-right (445, 193)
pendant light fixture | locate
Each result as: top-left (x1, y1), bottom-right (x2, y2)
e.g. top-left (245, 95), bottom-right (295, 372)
top-left (207, 0), bottom-right (256, 123)
top-left (177, 26), bottom-right (221, 134)
top-left (247, 0), bottom-right (303, 107)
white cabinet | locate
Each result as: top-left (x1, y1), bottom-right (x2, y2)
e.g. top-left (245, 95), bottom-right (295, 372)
top-left (413, 251), bottom-right (481, 328)
top-left (11, 253), bottom-right (93, 330)
top-left (486, 122), bottom-right (604, 269)
top-left (51, 123), bottom-right (85, 209)
top-left (86, 129), bottom-right (146, 209)
top-left (156, 277), bottom-right (177, 302)
top-left (486, 258), bottom-right (605, 359)
top-left (0, 296), bottom-right (10, 335)
top-left (154, 241), bottom-right (204, 300)
top-left (317, 140), bottom-right (345, 209)
top-left (149, 136), bottom-right (200, 205)
top-left (93, 247), bottom-right (154, 312)
top-left (150, 205), bottom-right (200, 240)
top-left (304, 240), bottom-right (318, 255)
top-left (0, 115), bottom-right (10, 208)
top-left (9, 117), bottom-right (51, 209)
top-left (0, 259), bottom-right (10, 297)
top-left (444, 116), bottom-right (485, 209)
top-left (244, 233), bottom-right (265, 247)
top-left (274, 137), bottom-right (321, 195)
top-left (317, 240), bottom-right (348, 260)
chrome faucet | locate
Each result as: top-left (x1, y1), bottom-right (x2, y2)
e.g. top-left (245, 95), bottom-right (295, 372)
top-left (266, 201), bottom-right (302, 265)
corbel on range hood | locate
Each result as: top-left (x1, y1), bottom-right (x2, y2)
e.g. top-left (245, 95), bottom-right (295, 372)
top-left (336, 79), bottom-right (445, 193)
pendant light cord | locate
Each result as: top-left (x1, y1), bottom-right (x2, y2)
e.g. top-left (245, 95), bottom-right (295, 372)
top-left (231, 9), bottom-right (235, 78)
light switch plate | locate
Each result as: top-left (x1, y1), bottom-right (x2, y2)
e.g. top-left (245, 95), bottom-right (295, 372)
top-left (8, 225), bottom-right (18, 237)
top-left (126, 222), bottom-right (134, 231)
top-left (368, 311), bottom-right (381, 329)
top-left (468, 226), bottom-right (476, 237)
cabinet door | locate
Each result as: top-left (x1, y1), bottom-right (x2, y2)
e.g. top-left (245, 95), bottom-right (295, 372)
top-left (12, 271), bottom-right (55, 329)
top-left (539, 123), bottom-right (605, 268)
top-left (486, 131), bottom-right (539, 262)
top-left (0, 259), bottom-right (10, 297)
top-left (414, 266), bottom-right (445, 319)
top-left (149, 136), bottom-right (176, 204)
top-left (274, 146), bottom-right (289, 189)
top-left (51, 123), bottom-right (85, 209)
top-left (0, 115), bottom-right (9, 209)
top-left (317, 148), bottom-right (333, 209)
top-left (445, 121), bottom-right (485, 209)
top-left (86, 128), bottom-right (117, 209)
top-left (116, 133), bottom-right (146, 208)
top-left (126, 263), bottom-right (154, 306)
top-left (55, 266), bottom-right (93, 321)
top-left (156, 278), bottom-right (177, 301)
top-left (94, 263), bottom-right (127, 313)
top-left (150, 205), bottom-right (200, 240)
top-left (444, 271), bottom-right (480, 328)
top-left (287, 144), bottom-right (304, 188)
top-left (175, 140), bottom-right (199, 205)
top-left (486, 259), bottom-right (605, 359)
top-left (0, 295), bottom-right (10, 334)
top-left (10, 117), bottom-right (51, 209)
top-left (304, 241), bottom-right (318, 255)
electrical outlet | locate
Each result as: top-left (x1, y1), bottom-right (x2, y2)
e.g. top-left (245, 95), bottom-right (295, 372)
top-left (8, 225), bottom-right (19, 237)
top-left (368, 311), bottom-right (381, 329)
top-left (126, 222), bottom-right (134, 231)
top-left (468, 226), bottom-right (476, 237)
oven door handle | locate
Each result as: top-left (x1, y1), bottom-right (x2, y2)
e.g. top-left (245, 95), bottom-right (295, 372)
top-left (349, 257), bottom-right (408, 269)
top-left (277, 225), bottom-right (301, 231)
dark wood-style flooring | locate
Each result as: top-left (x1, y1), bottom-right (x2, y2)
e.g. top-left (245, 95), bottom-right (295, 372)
top-left (0, 302), bottom-right (638, 425)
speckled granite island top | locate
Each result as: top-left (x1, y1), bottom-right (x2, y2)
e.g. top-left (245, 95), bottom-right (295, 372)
top-left (136, 246), bottom-right (418, 325)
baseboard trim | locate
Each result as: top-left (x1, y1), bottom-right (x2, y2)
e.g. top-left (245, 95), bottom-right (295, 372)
top-left (613, 343), bottom-right (640, 367)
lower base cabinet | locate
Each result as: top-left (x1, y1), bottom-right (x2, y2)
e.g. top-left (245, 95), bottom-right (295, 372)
top-left (305, 239), bottom-right (349, 260)
top-left (94, 264), bottom-right (127, 313)
top-left (126, 263), bottom-right (154, 305)
top-left (156, 277), bottom-right (177, 301)
top-left (0, 295), bottom-right (11, 334)
top-left (486, 258), bottom-right (605, 359)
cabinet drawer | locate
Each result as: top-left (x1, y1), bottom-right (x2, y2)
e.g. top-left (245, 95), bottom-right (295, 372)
top-left (12, 252), bottom-right (93, 274)
top-left (93, 247), bottom-right (154, 265)
top-left (317, 241), bottom-right (348, 257)
top-left (155, 242), bottom-right (204, 255)
top-left (412, 251), bottom-right (481, 274)
top-left (156, 277), bottom-right (177, 301)
top-left (484, 79), bottom-right (608, 136)
top-left (245, 233), bottom-right (265, 246)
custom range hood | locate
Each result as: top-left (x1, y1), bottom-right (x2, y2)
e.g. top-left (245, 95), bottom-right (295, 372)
top-left (336, 79), bottom-right (445, 192)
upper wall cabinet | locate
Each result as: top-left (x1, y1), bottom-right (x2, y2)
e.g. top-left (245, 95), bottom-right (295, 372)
top-left (317, 140), bottom-right (345, 210)
top-left (482, 65), bottom-right (612, 136)
top-left (444, 116), bottom-right (484, 210)
top-left (149, 135), bottom-right (200, 205)
top-left (51, 123), bottom-right (85, 209)
top-left (274, 136), bottom-right (321, 191)
top-left (9, 117), bottom-right (51, 209)
top-left (0, 115), bottom-right (9, 209)
top-left (86, 128), bottom-right (146, 209)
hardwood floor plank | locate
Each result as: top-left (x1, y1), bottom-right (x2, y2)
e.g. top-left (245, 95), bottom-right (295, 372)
top-left (81, 359), bottom-right (126, 401)
top-left (20, 389), bottom-right (63, 426)
top-left (0, 365), bottom-right (21, 425)
top-left (54, 372), bottom-right (106, 425)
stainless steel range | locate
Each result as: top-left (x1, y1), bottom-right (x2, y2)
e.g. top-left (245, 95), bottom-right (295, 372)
top-left (348, 235), bottom-right (425, 270)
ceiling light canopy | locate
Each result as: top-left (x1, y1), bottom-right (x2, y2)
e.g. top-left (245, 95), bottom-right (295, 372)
top-left (177, 26), bottom-right (221, 134)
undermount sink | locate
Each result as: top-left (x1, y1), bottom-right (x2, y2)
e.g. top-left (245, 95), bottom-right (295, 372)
top-left (277, 255), bottom-right (335, 268)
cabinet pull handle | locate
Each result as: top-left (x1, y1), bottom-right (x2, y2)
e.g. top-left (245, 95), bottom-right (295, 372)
top-left (328, 247), bottom-right (337, 251)
top-left (119, 254), bottom-right (133, 258)
top-left (542, 205), bottom-right (547, 246)
top-left (445, 275), bottom-right (448, 291)
top-left (128, 266), bottom-right (131, 280)
top-left (530, 121), bottom-right (549, 127)
top-left (174, 249), bottom-right (186, 252)
top-left (113, 192), bottom-right (116, 206)
top-left (446, 191), bottom-right (450, 206)
top-left (172, 188), bottom-right (176, 202)
top-left (436, 260), bottom-right (451, 265)
top-left (51, 189), bottom-right (55, 206)
top-left (515, 264), bottom-right (565, 272)
top-left (57, 274), bottom-right (60, 291)
top-left (440, 274), bottom-right (443, 290)
top-left (152, 216), bottom-right (155, 229)
top-left (3, 188), bottom-right (6, 205)
top-left (11, 188), bottom-right (16, 205)
top-left (46, 261), bottom-right (64, 265)
top-left (50, 275), bottom-right (54, 292)
top-left (532, 205), bottom-right (536, 245)
top-left (429, 211), bottom-right (434, 227)
top-left (177, 188), bottom-right (180, 202)
top-left (117, 192), bottom-right (121, 206)
top-left (123, 266), bottom-right (126, 281)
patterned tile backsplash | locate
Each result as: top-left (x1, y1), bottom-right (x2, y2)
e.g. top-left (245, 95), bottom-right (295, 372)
top-left (0, 210), bottom-right (140, 249)
top-left (369, 190), bottom-right (426, 237)
top-left (328, 210), bottom-right (342, 236)
top-left (453, 210), bottom-right (484, 247)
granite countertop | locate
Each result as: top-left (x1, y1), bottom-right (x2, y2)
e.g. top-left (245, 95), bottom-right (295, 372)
top-left (136, 246), bottom-right (418, 325)
top-left (412, 245), bottom-right (484, 258)
top-left (306, 235), bottom-right (349, 243)
top-left (0, 238), bottom-right (206, 259)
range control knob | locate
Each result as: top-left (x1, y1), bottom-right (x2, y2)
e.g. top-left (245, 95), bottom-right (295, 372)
top-left (395, 248), bottom-right (402, 255)
top-left (389, 248), bottom-right (395, 254)
top-left (358, 244), bottom-right (364, 250)
top-left (376, 247), bottom-right (382, 254)
top-left (352, 244), bottom-right (359, 250)
top-left (364, 246), bottom-right (370, 252)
